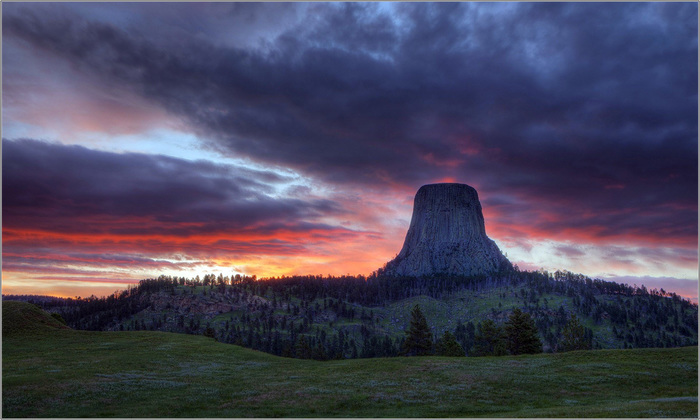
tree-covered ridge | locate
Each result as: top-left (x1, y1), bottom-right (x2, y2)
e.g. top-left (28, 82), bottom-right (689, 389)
top-left (5, 269), bottom-right (697, 360)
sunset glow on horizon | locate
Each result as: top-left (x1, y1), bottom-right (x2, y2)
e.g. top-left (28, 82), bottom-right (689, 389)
top-left (2, 2), bottom-right (698, 301)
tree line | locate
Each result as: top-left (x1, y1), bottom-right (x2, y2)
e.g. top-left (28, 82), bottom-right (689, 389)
top-left (401, 304), bottom-right (591, 357)
top-left (5, 268), bottom-right (697, 360)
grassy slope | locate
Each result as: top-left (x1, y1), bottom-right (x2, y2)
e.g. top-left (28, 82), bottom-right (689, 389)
top-left (3, 301), bottom-right (697, 418)
top-left (371, 288), bottom-right (587, 345)
top-left (368, 287), bottom-right (697, 349)
top-left (2, 300), bottom-right (70, 336)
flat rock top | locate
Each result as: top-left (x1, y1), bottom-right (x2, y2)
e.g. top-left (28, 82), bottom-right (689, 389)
top-left (416, 182), bottom-right (478, 194)
top-left (414, 183), bottom-right (480, 206)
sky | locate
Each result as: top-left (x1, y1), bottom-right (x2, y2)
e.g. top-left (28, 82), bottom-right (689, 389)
top-left (2, 2), bottom-right (698, 301)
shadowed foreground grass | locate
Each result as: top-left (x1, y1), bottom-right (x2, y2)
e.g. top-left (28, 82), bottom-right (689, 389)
top-left (2, 301), bottom-right (697, 417)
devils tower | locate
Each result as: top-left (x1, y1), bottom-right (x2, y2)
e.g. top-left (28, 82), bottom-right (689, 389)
top-left (384, 183), bottom-right (511, 277)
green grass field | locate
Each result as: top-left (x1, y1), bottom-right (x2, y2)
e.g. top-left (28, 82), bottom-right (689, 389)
top-left (3, 301), bottom-right (698, 417)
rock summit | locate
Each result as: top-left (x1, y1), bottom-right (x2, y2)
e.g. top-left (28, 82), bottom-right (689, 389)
top-left (384, 183), bottom-right (511, 277)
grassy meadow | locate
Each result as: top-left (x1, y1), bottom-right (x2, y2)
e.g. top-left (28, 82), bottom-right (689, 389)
top-left (3, 301), bottom-right (698, 417)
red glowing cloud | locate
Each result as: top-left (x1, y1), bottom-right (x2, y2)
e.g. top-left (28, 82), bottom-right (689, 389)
top-left (1, 140), bottom-right (407, 296)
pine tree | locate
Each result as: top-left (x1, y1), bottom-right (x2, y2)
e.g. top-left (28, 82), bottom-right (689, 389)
top-left (295, 335), bottom-right (313, 359)
top-left (312, 342), bottom-right (328, 360)
top-left (504, 308), bottom-right (543, 355)
top-left (435, 331), bottom-right (465, 357)
top-left (50, 312), bottom-right (67, 325)
top-left (471, 319), bottom-right (507, 356)
top-left (203, 327), bottom-right (216, 340)
top-left (559, 314), bottom-right (592, 352)
top-left (402, 305), bottom-right (433, 356)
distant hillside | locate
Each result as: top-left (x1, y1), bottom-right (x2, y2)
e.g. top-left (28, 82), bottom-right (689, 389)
top-left (18, 269), bottom-right (698, 360)
top-left (3, 294), bottom-right (71, 304)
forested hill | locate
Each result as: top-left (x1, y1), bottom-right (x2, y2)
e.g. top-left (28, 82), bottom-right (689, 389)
top-left (5, 269), bottom-right (697, 360)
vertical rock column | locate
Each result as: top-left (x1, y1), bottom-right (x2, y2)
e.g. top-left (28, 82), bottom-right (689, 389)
top-left (385, 183), bottom-right (511, 277)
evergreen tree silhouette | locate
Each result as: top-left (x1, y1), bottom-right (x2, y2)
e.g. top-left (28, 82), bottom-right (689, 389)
top-left (504, 308), bottom-right (542, 355)
top-left (559, 314), bottom-right (592, 352)
top-left (435, 331), bottom-right (465, 357)
top-left (471, 319), bottom-right (507, 356)
top-left (402, 305), bottom-right (433, 356)
top-left (295, 335), bottom-right (313, 359)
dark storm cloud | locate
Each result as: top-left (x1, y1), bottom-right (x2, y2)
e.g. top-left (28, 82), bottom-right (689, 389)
top-left (3, 2), bottom-right (697, 244)
top-left (2, 139), bottom-right (344, 237)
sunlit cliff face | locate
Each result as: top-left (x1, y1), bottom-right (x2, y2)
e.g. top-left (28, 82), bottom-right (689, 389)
top-left (2, 2), bottom-right (698, 301)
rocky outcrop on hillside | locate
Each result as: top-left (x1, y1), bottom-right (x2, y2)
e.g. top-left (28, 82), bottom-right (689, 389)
top-left (142, 289), bottom-right (269, 318)
top-left (384, 183), bottom-right (511, 277)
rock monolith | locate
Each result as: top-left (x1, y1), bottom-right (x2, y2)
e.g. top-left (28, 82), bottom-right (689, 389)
top-left (384, 183), bottom-right (511, 277)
